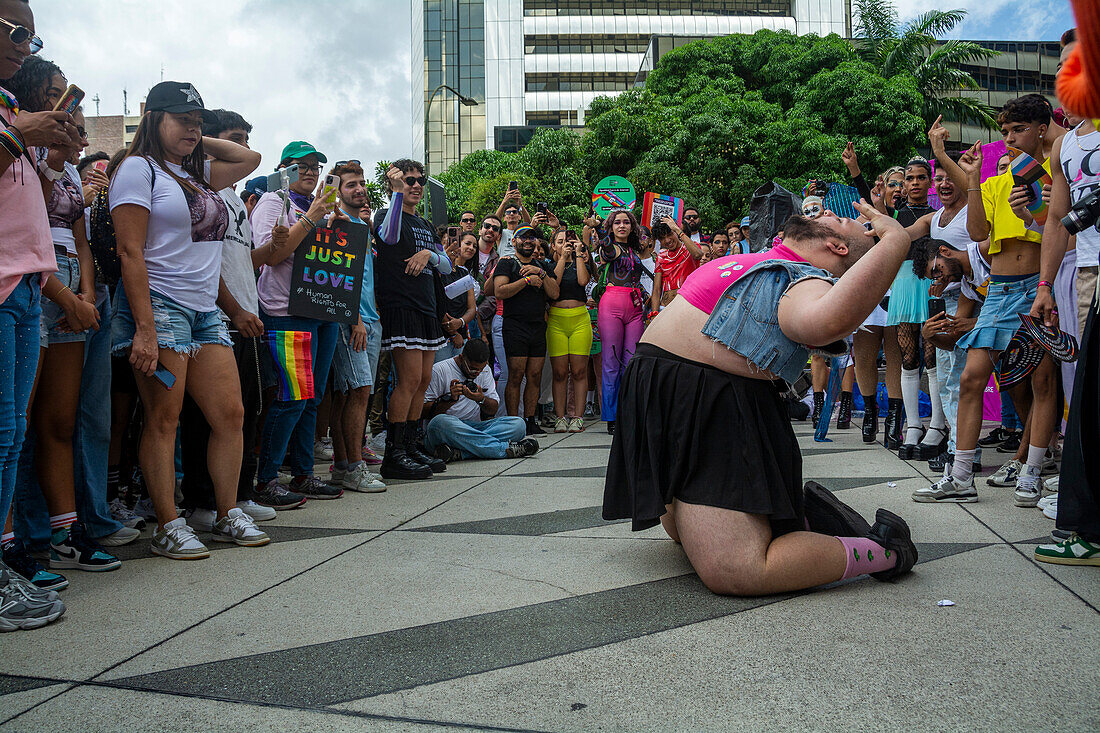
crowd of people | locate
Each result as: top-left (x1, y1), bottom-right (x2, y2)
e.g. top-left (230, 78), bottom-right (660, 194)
top-left (0, 0), bottom-right (1096, 632)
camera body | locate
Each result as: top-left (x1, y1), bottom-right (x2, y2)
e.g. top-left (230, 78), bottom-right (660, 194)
top-left (1063, 187), bottom-right (1100, 235)
top-left (462, 379), bottom-right (479, 392)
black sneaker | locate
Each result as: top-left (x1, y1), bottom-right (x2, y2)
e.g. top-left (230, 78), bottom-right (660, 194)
top-left (802, 482), bottom-right (872, 537)
top-left (290, 475), bottom-right (343, 500)
top-left (928, 451), bottom-right (952, 474)
top-left (978, 425), bottom-right (1013, 447)
top-left (526, 417), bottom-right (546, 436)
top-left (606, 420), bottom-right (615, 435)
top-left (996, 431), bottom-right (1022, 453)
top-left (49, 524), bottom-right (122, 572)
top-left (867, 509), bottom-right (918, 581)
top-left (433, 444), bottom-right (463, 463)
top-left (253, 479), bottom-right (308, 510)
top-left (505, 438), bottom-right (540, 458)
top-left (2, 538), bottom-right (68, 592)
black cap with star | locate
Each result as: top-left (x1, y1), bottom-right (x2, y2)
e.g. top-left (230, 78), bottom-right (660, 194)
top-left (145, 81), bottom-right (217, 124)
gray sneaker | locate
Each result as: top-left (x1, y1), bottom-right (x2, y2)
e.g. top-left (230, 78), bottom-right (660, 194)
top-left (151, 518), bottom-right (210, 560)
top-left (341, 463), bottom-right (386, 493)
top-left (96, 526), bottom-right (141, 547)
top-left (505, 438), bottom-right (539, 458)
top-left (253, 479), bottom-right (307, 510)
top-left (0, 572), bottom-right (66, 631)
top-left (0, 560), bottom-right (58, 602)
top-left (211, 508), bottom-right (271, 547)
top-left (912, 475), bottom-right (978, 503)
top-left (987, 459), bottom-right (1022, 487)
top-left (290, 475), bottom-right (343, 500)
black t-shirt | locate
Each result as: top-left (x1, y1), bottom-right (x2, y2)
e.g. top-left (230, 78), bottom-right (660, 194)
top-left (495, 257), bottom-right (554, 322)
top-left (372, 208), bottom-right (439, 317)
top-left (554, 261), bottom-right (587, 303)
top-left (893, 201), bottom-right (934, 228)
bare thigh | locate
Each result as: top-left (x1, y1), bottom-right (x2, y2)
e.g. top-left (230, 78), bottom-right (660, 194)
top-left (672, 499), bottom-right (772, 595)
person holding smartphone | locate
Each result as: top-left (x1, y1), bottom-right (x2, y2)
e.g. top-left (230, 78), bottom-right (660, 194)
top-left (547, 227), bottom-right (592, 433)
top-left (110, 81), bottom-right (264, 559)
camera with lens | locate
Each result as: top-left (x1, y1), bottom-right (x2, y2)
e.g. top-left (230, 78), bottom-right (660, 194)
top-left (462, 379), bottom-right (479, 392)
top-left (1063, 187), bottom-right (1100, 235)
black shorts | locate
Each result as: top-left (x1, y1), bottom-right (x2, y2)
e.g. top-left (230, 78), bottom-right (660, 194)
top-left (502, 318), bottom-right (547, 359)
top-left (603, 343), bottom-right (804, 535)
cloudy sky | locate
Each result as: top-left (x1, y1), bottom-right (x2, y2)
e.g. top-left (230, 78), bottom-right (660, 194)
top-left (34, 0), bottom-right (1077, 180)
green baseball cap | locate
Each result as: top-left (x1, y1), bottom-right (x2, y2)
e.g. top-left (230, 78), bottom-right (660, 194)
top-left (279, 141), bottom-right (327, 165)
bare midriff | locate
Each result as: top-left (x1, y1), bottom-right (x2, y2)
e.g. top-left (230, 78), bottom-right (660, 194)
top-left (991, 238), bottom-right (1041, 276)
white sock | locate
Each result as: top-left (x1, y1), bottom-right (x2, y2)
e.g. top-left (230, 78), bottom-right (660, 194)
top-left (901, 368), bottom-right (922, 444)
top-left (1025, 443), bottom-right (1046, 472)
top-left (587, 390), bottom-right (595, 403)
top-left (952, 449), bottom-right (976, 484)
top-left (924, 367), bottom-right (946, 432)
top-left (1018, 446), bottom-right (1044, 491)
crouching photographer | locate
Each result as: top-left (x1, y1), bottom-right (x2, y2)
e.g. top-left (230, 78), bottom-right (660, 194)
top-left (422, 339), bottom-right (539, 462)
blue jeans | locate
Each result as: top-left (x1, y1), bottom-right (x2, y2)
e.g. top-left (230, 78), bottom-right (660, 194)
top-left (1000, 391), bottom-right (1024, 431)
top-left (0, 275), bottom-right (42, 527)
top-left (424, 414), bottom-right (526, 459)
top-left (938, 292), bottom-right (982, 463)
top-left (257, 314), bottom-right (338, 482)
top-left (15, 285), bottom-right (123, 545)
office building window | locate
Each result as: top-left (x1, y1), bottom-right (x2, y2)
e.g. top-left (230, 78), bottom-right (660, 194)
top-left (524, 34), bottom-right (651, 55)
top-left (523, 0), bottom-right (791, 16)
top-left (526, 73), bottom-right (636, 92)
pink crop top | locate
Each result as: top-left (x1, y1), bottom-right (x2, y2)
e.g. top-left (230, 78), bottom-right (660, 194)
top-left (678, 244), bottom-right (807, 314)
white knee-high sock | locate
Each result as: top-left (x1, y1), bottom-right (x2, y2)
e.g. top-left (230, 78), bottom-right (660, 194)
top-left (901, 368), bottom-right (923, 443)
top-left (922, 367), bottom-right (946, 441)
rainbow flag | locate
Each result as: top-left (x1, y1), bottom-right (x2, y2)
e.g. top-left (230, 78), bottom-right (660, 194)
top-left (267, 330), bottom-right (314, 401)
top-left (1006, 146), bottom-right (1052, 225)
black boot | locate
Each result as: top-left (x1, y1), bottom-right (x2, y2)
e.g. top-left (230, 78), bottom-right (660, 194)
top-left (405, 422), bottom-right (446, 473)
top-left (811, 391), bottom-right (825, 426)
top-left (862, 400), bottom-right (878, 443)
top-left (380, 422), bottom-right (433, 480)
top-left (883, 398), bottom-right (903, 450)
top-left (836, 391), bottom-right (853, 430)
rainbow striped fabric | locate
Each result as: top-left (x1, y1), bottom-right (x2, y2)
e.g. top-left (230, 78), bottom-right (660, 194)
top-left (267, 330), bottom-right (314, 401)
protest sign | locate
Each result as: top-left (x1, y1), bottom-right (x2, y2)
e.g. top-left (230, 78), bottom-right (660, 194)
top-left (592, 175), bottom-right (636, 218)
top-left (640, 192), bottom-right (683, 228)
top-left (288, 219), bottom-right (368, 324)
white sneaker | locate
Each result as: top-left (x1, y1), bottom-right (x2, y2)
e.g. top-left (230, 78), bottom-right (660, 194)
top-left (211, 508), bottom-right (270, 547)
top-left (184, 507), bottom-right (217, 532)
top-left (913, 475), bottom-right (978, 503)
top-left (236, 500), bottom-right (276, 522)
top-left (1041, 496), bottom-right (1058, 520)
top-left (151, 518), bottom-right (210, 560)
top-left (109, 499), bottom-right (146, 530)
top-left (1042, 475), bottom-right (1059, 497)
top-left (314, 438), bottom-right (334, 461)
top-left (554, 417), bottom-right (569, 433)
top-left (97, 526), bottom-right (141, 547)
top-left (342, 463), bottom-right (386, 493)
top-left (369, 431), bottom-right (387, 455)
top-left (987, 459), bottom-right (1022, 487)
top-left (1040, 454), bottom-right (1059, 476)
top-left (1014, 467), bottom-right (1042, 507)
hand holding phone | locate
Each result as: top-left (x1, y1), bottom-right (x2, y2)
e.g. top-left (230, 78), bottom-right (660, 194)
top-left (54, 84), bottom-right (85, 115)
top-left (928, 297), bottom-right (946, 319)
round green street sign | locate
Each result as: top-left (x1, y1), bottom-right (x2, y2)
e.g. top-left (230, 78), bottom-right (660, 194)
top-left (591, 175), bottom-right (636, 218)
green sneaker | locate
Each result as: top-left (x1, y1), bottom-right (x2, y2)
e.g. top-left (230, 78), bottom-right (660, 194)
top-left (1034, 534), bottom-right (1100, 566)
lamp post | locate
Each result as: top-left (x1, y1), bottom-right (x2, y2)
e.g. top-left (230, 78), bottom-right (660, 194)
top-left (425, 83), bottom-right (478, 176)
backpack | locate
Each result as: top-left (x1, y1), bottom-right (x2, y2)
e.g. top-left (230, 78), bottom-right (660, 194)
top-left (89, 159), bottom-right (156, 287)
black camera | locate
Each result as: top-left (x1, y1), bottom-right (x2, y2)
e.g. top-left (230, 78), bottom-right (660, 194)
top-left (462, 379), bottom-right (479, 392)
top-left (1063, 187), bottom-right (1100, 235)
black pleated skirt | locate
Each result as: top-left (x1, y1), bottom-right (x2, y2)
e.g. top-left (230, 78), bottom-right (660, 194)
top-left (603, 343), bottom-right (804, 535)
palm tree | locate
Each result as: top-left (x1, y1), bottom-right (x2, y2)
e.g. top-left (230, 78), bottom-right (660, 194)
top-left (852, 0), bottom-right (1001, 129)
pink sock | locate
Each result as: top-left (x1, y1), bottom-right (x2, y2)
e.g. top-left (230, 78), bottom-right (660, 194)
top-left (837, 537), bottom-right (897, 579)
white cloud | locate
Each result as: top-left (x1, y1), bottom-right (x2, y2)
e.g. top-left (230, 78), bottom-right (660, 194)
top-left (32, 0), bottom-right (413, 181)
top-left (891, 0), bottom-right (1074, 41)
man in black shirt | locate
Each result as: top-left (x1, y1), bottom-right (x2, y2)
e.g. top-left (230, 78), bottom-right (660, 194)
top-left (494, 226), bottom-right (559, 434)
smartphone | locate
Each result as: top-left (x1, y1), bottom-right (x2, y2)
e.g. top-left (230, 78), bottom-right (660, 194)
top-left (266, 163), bottom-right (299, 192)
top-left (92, 160), bottom-right (108, 172)
top-left (54, 84), bottom-right (84, 115)
top-left (508, 180), bottom-right (518, 192)
top-left (928, 297), bottom-right (946, 319)
top-left (153, 364), bottom-right (176, 391)
top-left (447, 225), bottom-right (459, 239)
top-left (536, 202), bottom-right (548, 216)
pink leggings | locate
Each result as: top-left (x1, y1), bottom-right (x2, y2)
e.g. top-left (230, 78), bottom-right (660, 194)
top-left (597, 286), bottom-right (644, 421)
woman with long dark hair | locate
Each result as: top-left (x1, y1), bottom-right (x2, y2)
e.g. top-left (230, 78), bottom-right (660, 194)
top-left (436, 231), bottom-right (478, 362)
top-left (584, 208), bottom-right (647, 434)
top-left (547, 227), bottom-right (592, 432)
top-left (109, 81), bottom-right (262, 560)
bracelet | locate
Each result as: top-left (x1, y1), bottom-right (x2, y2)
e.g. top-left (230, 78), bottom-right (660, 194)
top-left (1037, 280), bottom-right (1053, 290)
top-left (8, 124), bottom-right (26, 147)
top-left (298, 214), bottom-right (317, 230)
top-left (0, 128), bottom-right (25, 157)
top-left (53, 284), bottom-right (71, 300)
top-left (967, 188), bottom-right (980, 192)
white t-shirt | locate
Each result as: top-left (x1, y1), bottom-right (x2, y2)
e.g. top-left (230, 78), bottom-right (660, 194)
top-left (109, 157), bottom-right (226, 311)
top-left (498, 227), bottom-right (516, 258)
top-left (961, 242), bottom-right (991, 304)
top-left (425, 357), bottom-right (498, 422)
top-left (1061, 125), bottom-right (1100, 267)
top-left (218, 188), bottom-right (258, 321)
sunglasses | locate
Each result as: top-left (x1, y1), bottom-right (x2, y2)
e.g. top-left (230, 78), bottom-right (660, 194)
top-left (460, 217), bottom-right (476, 223)
top-left (684, 214), bottom-right (700, 219)
top-left (334, 159), bottom-right (360, 167)
top-left (1, 17), bottom-right (43, 54)
top-left (503, 208), bottom-right (520, 215)
top-left (481, 223), bottom-right (500, 232)
top-left (404, 175), bottom-right (428, 187)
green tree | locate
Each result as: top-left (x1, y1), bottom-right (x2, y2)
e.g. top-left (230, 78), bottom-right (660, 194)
top-left (852, 0), bottom-right (1000, 128)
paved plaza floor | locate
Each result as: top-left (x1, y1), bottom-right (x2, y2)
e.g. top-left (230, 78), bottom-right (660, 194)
top-left (1, 419), bottom-right (1097, 731)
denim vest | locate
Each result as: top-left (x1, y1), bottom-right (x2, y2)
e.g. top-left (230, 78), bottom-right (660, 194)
top-left (701, 259), bottom-right (848, 383)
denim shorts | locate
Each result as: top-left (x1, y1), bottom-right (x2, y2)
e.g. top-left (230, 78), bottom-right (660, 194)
top-left (111, 284), bottom-right (231, 357)
top-left (332, 319), bottom-right (381, 392)
top-left (40, 248), bottom-right (87, 347)
top-left (956, 273), bottom-right (1038, 353)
